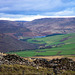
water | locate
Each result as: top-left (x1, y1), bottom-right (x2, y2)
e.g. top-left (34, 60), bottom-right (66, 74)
top-left (33, 36), bottom-right (46, 38)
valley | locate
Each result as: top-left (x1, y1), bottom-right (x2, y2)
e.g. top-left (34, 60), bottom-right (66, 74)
top-left (8, 33), bottom-right (75, 57)
top-left (0, 18), bottom-right (75, 56)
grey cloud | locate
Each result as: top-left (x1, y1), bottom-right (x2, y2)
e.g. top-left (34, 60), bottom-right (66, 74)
top-left (0, 0), bottom-right (71, 11)
top-left (0, 0), bottom-right (75, 16)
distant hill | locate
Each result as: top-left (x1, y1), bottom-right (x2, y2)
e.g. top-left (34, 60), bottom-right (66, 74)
top-left (0, 20), bottom-right (32, 38)
top-left (0, 20), bottom-right (31, 33)
top-left (23, 18), bottom-right (75, 35)
top-left (0, 34), bottom-right (39, 53)
top-left (1, 18), bottom-right (75, 37)
top-left (0, 20), bottom-right (42, 37)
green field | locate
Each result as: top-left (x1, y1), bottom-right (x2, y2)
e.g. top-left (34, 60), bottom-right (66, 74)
top-left (8, 33), bottom-right (75, 57)
top-left (27, 33), bottom-right (75, 46)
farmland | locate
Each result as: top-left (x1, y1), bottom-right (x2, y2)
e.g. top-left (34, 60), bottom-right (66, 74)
top-left (8, 33), bottom-right (75, 57)
top-left (27, 33), bottom-right (75, 46)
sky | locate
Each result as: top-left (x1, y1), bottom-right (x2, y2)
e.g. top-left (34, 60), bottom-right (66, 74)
top-left (0, 0), bottom-right (75, 21)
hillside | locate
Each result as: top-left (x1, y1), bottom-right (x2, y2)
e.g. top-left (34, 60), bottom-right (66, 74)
top-left (0, 18), bottom-right (75, 37)
top-left (0, 20), bottom-right (44, 37)
top-left (23, 18), bottom-right (75, 35)
top-left (0, 34), bottom-right (39, 53)
top-left (0, 20), bottom-right (33, 38)
top-left (0, 20), bottom-right (31, 33)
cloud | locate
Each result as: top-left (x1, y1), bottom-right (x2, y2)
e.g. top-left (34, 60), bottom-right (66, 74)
top-left (0, 0), bottom-right (75, 20)
top-left (41, 7), bottom-right (75, 16)
top-left (0, 12), bottom-right (75, 21)
top-left (0, 0), bottom-right (75, 12)
top-left (55, 8), bottom-right (75, 16)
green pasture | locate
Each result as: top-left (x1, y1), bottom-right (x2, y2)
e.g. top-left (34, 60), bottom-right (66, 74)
top-left (8, 33), bottom-right (75, 57)
top-left (8, 43), bottom-right (75, 57)
top-left (27, 33), bottom-right (75, 46)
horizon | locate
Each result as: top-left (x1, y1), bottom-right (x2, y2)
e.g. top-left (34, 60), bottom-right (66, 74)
top-left (0, 16), bottom-right (75, 21)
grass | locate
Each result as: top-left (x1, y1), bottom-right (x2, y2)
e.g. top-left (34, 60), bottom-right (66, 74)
top-left (0, 64), bottom-right (75, 75)
top-left (27, 34), bottom-right (64, 46)
top-left (27, 33), bottom-right (75, 46)
top-left (0, 64), bottom-right (52, 75)
top-left (7, 33), bottom-right (75, 57)
top-left (8, 43), bottom-right (75, 57)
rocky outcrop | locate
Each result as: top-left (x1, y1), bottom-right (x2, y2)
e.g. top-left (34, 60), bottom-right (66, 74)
top-left (0, 54), bottom-right (37, 68)
top-left (0, 54), bottom-right (75, 73)
top-left (33, 58), bottom-right (75, 71)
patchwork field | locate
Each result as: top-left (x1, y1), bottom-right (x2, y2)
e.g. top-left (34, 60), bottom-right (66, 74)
top-left (27, 33), bottom-right (75, 46)
top-left (8, 33), bottom-right (75, 57)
